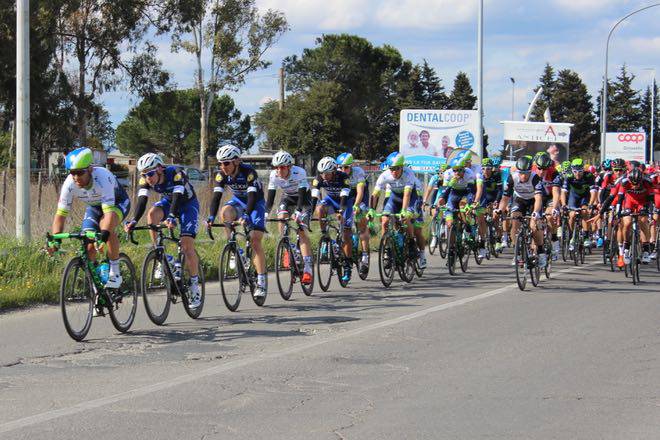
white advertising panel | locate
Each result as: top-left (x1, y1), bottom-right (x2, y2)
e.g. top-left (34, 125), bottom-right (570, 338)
top-left (400, 110), bottom-right (480, 173)
top-left (501, 121), bottom-right (573, 163)
top-left (605, 132), bottom-right (646, 161)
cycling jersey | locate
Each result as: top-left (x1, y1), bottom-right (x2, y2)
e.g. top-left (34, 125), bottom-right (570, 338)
top-left (374, 167), bottom-right (417, 197)
top-left (57, 167), bottom-right (129, 218)
top-left (480, 171), bottom-right (503, 207)
top-left (267, 165), bottom-right (309, 196)
top-left (562, 173), bottom-right (597, 209)
top-left (213, 163), bottom-right (264, 202)
top-left (503, 171), bottom-right (543, 200)
top-left (613, 177), bottom-right (655, 213)
top-left (137, 166), bottom-right (196, 202)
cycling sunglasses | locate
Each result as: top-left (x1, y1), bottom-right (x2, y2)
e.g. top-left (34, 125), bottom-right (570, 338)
top-left (69, 169), bottom-right (87, 176)
top-left (141, 169), bottom-right (158, 178)
top-left (389, 166), bottom-right (403, 171)
top-left (219, 161), bottom-right (234, 166)
top-left (613, 168), bottom-right (625, 172)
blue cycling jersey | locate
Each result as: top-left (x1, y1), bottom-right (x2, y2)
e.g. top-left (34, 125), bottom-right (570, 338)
top-left (137, 166), bottom-right (196, 202)
top-left (213, 163), bottom-right (264, 202)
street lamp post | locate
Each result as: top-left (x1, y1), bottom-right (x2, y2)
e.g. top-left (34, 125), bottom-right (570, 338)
top-left (477, 0), bottom-right (484, 158)
top-left (510, 77), bottom-right (515, 120)
top-left (600, 3), bottom-right (660, 163)
top-left (642, 68), bottom-right (656, 163)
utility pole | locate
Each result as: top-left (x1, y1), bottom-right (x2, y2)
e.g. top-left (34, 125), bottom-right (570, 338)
top-left (279, 67), bottom-right (285, 110)
top-left (477, 0), bottom-right (484, 158)
top-left (16, 0), bottom-right (31, 240)
top-left (510, 77), bottom-right (515, 120)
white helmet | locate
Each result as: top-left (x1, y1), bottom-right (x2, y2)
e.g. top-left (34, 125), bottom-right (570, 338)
top-left (317, 156), bottom-right (337, 173)
top-left (216, 144), bottom-right (241, 161)
top-left (272, 150), bottom-right (294, 167)
top-left (137, 153), bottom-right (164, 172)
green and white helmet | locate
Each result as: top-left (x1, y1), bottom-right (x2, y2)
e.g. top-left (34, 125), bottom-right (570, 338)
top-left (65, 147), bottom-right (93, 170)
top-left (389, 153), bottom-right (406, 167)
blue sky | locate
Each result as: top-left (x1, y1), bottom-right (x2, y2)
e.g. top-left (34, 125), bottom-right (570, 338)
top-left (102, 0), bottom-right (660, 155)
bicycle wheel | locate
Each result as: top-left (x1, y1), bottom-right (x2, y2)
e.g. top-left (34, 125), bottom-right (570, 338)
top-left (428, 218), bottom-right (438, 255)
top-left (357, 251), bottom-right (369, 281)
top-left (396, 234), bottom-right (415, 283)
top-left (317, 236), bottom-right (333, 292)
top-left (275, 238), bottom-right (294, 300)
top-left (60, 257), bottom-right (94, 341)
top-left (459, 231), bottom-right (470, 273)
top-left (107, 253), bottom-right (138, 333)
top-left (438, 219), bottom-right (448, 259)
top-left (561, 220), bottom-right (569, 262)
top-left (544, 241), bottom-right (553, 280)
top-left (411, 238), bottom-right (424, 278)
top-left (219, 243), bottom-right (242, 312)
top-left (180, 251), bottom-right (205, 319)
top-left (141, 249), bottom-right (172, 325)
top-left (514, 232), bottom-right (528, 291)
top-left (243, 246), bottom-right (265, 307)
top-left (608, 225), bottom-right (618, 272)
top-left (446, 224), bottom-right (458, 276)
top-left (631, 233), bottom-right (640, 285)
top-left (529, 239), bottom-right (541, 288)
top-left (378, 234), bottom-right (395, 287)
top-left (656, 234), bottom-right (660, 272)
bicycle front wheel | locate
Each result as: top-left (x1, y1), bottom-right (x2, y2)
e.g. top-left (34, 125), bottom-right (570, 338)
top-left (60, 257), bottom-right (94, 341)
top-left (219, 244), bottom-right (242, 312)
top-left (108, 253), bottom-right (138, 333)
top-left (428, 218), bottom-right (438, 255)
top-left (514, 233), bottom-right (528, 291)
top-left (317, 236), bottom-right (334, 292)
top-left (141, 249), bottom-right (172, 326)
top-left (275, 238), bottom-right (294, 300)
top-left (180, 251), bottom-right (205, 319)
top-left (378, 235), bottom-right (395, 287)
top-left (446, 224), bottom-right (458, 276)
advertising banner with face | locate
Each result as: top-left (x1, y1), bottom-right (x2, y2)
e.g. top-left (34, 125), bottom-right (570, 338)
top-left (400, 109), bottom-right (480, 173)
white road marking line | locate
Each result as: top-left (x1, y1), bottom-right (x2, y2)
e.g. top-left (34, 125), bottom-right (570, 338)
top-left (0, 261), bottom-right (598, 434)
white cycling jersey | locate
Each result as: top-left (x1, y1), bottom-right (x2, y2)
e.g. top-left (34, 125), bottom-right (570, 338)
top-left (57, 167), bottom-right (124, 216)
top-left (374, 167), bottom-right (417, 195)
top-left (444, 168), bottom-right (477, 192)
top-left (347, 166), bottom-right (367, 188)
top-left (268, 165), bottom-right (309, 196)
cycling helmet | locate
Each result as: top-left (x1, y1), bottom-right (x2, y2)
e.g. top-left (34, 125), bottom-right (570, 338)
top-left (336, 152), bottom-right (354, 166)
top-left (587, 165), bottom-right (596, 174)
top-left (65, 147), bottom-right (93, 170)
top-left (613, 158), bottom-right (626, 169)
top-left (628, 168), bottom-right (643, 185)
top-left (317, 156), bottom-right (337, 173)
top-left (482, 158), bottom-right (494, 167)
top-left (602, 159), bottom-right (612, 171)
top-left (571, 158), bottom-right (584, 170)
top-left (561, 160), bottom-right (571, 172)
top-left (452, 149), bottom-right (472, 167)
top-left (272, 150), bottom-right (294, 167)
top-left (534, 152), bottom-right (553, 170)
top-left (137, 152), bottom-right (164, 172)
top-left (516, 155), bottom-right (533, 172)
top-left (389, 153), bottom-right (406, 168)
top-left (216, 144), bottom-right (241, 161)
top-left (491, 157), bottom-right (502, 167)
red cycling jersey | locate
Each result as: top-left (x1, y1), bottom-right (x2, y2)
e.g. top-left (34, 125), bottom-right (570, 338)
top-left (613, 178), bottom-right (654, 213)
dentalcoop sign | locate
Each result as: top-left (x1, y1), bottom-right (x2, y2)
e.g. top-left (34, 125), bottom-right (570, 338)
top-left (400, 109), bottom-right (480, 173)
top-left (605, 132), bottom-right (646, 161)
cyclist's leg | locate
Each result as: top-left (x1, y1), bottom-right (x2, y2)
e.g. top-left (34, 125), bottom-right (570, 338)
top-left (381, 196), bottom-right (400, 237)
top-left (247, 200), bottom-right (268, 292)
top-left (357, 202), bottom-right (370, 253)
top-left (342, 203), bottom-right (354, 260)
top-left (220, 198), bottom-right (240, 240)
top-left (81, 205), bottom-right (103, 262)
top-left (179, 199), bottom-right (200, 277)
top-left (296, 205), bottom-right (313, 275)
top-left (148, 201), bottom-right (167, 244)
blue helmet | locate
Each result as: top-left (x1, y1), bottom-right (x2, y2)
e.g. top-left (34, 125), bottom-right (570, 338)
top-left (336, 152), bottom-right (354, 166)
top-left (65, 147), bottom-right (93, 170)
top-left (491, 156), bottom-right (502, 167)
top-left (452, 149), bottom-right (472, 168)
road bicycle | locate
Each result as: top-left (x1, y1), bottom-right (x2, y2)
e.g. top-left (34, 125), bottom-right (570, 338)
top-left (371, 212), bottom-right (418, 287)
top-left (268, 218), bottom-right (314, 299)
top-left (509, 215), bottom-right (542, 291)
top-left (208, 222), bottom-right (264, 311)
top-left (130, 224), bottom-right (205, 325)
top-left (446, 205), bottom-right (482, 276)
top-left (427, 206), bottom-right (448, 258)
top-left (315, 218), bottom-right (352, 291)
top-left (48, 230), bottom-right (138, 341)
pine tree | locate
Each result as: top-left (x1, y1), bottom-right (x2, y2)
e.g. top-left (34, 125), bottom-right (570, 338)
top-left (608, 65), bottom-right (643, 133)
top-left (449, 72), bottom-right (476, 110)
top-left (414, 60), bottom-right (448, 109)
top-left (531, 63), bottom-right (557, 121)
top-left (640, 80), bottom-right (659, 154)
top-left (553, 69), bottom-right (598, 156)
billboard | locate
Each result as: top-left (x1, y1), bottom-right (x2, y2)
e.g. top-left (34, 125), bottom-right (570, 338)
top-left (604, 132), bottom-right (646, 161)
top-left (400, 109), bottom-right (480, 173)
top-left (501, 121), bottom-right (573, 163)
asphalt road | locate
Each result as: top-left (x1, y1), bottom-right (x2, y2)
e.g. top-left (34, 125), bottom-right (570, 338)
top-left (1, 250), bottom-right (659, 439)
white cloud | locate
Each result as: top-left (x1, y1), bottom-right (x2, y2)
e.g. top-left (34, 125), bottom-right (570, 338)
top-left (552, 0), bottom-right (625, 13)
top-left (376, 0), bottom-right (477, 29)
top-left (256, 0), bottom-right (369, 30)
top-left (259, 96), bottom-right (275, 105)
top-left (628, 36), bottom-right (660, 53)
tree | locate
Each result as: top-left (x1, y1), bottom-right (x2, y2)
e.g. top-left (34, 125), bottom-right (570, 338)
top-left (115, 89), bottom-right (253, 163)
top-left (281, 34), bottom-right (417, 159)
top-left (448, 72), bottom-right (476, 110)
top-left (552, 69), bottom-right (598, 156)
top-left (531, 63), bottom-right (557, 121)
top-left (640, 80), bottom-right (659, 154)
top-left (164, 0), bottom-right (287, 168)
top-left (607, 65), bottom-right (643, 133)
top-left (54, 0), bottom-right (170, 146)
top-left (410, 60), bottom-right (448, 109)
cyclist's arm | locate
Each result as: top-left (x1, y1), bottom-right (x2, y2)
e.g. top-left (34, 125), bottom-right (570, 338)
top-left (310, 178), bottom-right (320, 212)
top-left (369, 189), bottom-right (381, 210)
top-left (533, 175), bottom-right (544, 213)
top-left (265, 188), bottom-right (276, 214)
top-left (339, 178), bottom-right (350, 211)
top-left (401, 187), bottom-right (413, 211)
top-left (296, 187), bottom-right (307, 211)
top-left (209, 182), bottom-right (224, 220)
top-left (354, 181), bottom-right (365, 206)
top-left (169, 192), bottom-right (183, 218)
top-left (51, 214), bottom-right (66, 235)
top-left (474, 178), bottom-right (483, 202)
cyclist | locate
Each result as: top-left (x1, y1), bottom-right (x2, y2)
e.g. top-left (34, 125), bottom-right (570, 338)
top-left (337, 152), bottom-right (370, 274)
top-left (265, 150), bottom-right (313, 285)
top-left (124, 152), bottom-right (202, 308)
top-left (477, 158), bottom-right (503, 254)
top-left (311, 156), bottom-right (354, 282)
top-left (533, 152), bottom-right (562, 259)
top-left (435, 153), bottom-right (479, 249)
top-left (369, 153), bottom-right (427, 269)
top-left (208, 145), bottom-right (268, 298)
top-left (498, 155), bottom-right (546, 267)
top-left (561, 158), bottom-right (598, 251)
top-left (49, 147), bottom-right (131, 289)
top-left (423, 163), bottom-right (448, 250)
top-left (593, 168), bottom-right (654, 264)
